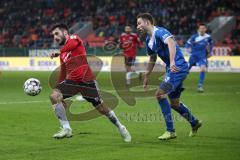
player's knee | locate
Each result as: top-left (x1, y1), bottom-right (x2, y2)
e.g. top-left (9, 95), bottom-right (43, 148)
top-left (200, 66), bottom-right (206, 72)
top-left (49, 89), bottom-right (63, 104)
top-left (170, 99), bottom-right (180, 109)
top-left (155, 90), bottom-right (167, 101)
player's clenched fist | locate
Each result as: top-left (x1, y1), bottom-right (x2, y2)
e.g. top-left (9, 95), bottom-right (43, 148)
top-left (50, 52), bottom-right (60, 59)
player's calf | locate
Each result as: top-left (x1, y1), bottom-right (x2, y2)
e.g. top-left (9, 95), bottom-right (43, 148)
top-left (96, 103), bottom-right (122, 128)
top-left (170, 99), bottom-right (200, 133)
top-left (155, 88), bottom-right (176, 138)
top-left (50, 89), bottom-right (72, 138)
top-left (170, 98), bottom-right (180, 109)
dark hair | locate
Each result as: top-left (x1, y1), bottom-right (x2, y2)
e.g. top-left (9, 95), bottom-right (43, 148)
top-left (198, 23), bottom-right (207, 27)
top-left (51, 23), bottom-right (69, 32)
top-left (137, 13), bottom-right (154, 25)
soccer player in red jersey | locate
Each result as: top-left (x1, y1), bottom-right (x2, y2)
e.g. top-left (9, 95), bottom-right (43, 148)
top-left (49, 24), bottom-right (131, 142)
top-left (119, 25), bottom-right (142, 85)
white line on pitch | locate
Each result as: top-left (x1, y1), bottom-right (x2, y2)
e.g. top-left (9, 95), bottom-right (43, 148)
top-left (0, 91), bottom-right (239, 105)
top-left (0, 100), bottom-right (49, 105)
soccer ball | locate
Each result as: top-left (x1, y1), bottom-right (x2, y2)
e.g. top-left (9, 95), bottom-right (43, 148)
top-left (23, 78), bottom-right (42, 96)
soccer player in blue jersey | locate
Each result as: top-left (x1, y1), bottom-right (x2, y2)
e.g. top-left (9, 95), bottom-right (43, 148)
top-left (137, 13), bottom-right (202, 140)
top-left (185, 23), bottom-right (214, 92)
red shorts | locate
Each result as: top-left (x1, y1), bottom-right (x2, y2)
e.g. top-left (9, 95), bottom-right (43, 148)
top-left (56, 80), bottom-right (103, 107)
top-left (124, 56), bottom-right (136, 66)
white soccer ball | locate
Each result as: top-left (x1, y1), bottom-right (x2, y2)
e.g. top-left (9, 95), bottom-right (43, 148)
top-left (23, 78), bottom-right (42, 96)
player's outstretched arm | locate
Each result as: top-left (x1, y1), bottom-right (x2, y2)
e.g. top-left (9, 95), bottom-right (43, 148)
top-left (50, 52), bottom-right (60, 59)
top-left (146, 54), bottom-right (157, 75)
top-left (185, 36), bottom-right (193, 54)
top-left (144, 54), bottom-right (157, 90)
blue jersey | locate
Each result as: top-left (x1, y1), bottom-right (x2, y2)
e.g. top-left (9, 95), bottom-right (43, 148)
top-left (185, 33), bottom-right (214, 58)
top-left (146, 26), bottom-right (188, 70)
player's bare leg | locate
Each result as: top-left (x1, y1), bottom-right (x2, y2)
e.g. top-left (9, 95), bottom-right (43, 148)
top-left (198, 65), bottom-right (206, 92)
top-left (95, 103), bottom-right (131, 142)
top-left (170, 98), bottom-right (202, 137)
top-left (49, 89), bottom-right (72, 139)
top-left (155, 89), bottom-right (176, 140)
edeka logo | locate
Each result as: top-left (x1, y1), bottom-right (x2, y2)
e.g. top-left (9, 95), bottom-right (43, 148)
top-left (30, 59), bottom-right (57, 67)
top-left (30, 59), bottom-right (35, 66)
top-left (48, 54), bottom-right (163, 121)
top-left (38, 60), bottom-right (56, 67)
top-left (0, 61), bottom-right (9, 66)
top-left (208, 60), bottom-right (231, 68)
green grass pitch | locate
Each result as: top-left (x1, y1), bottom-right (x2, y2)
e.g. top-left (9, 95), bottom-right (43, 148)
top-left (0, 71), bottom-right (240, 160)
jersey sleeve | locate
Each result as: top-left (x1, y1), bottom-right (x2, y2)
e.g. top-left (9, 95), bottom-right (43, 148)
top-left (155, 28), bottom-right (173, 44)
top-left (60, 35), bottom-right (81, 53)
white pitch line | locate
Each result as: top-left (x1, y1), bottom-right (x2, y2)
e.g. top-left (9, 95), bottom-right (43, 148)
top-left (0, 90), bottom-right (239, 105)
top-left (0, 100), bottom-right (49, 105)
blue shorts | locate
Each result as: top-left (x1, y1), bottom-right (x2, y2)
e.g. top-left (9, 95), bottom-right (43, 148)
top-left (160, 67), bottom-right (188, 99)
top-left (189, 55), bottom-right (207, 67)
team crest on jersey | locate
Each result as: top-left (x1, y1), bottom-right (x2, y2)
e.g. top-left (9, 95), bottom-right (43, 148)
top-left (70, 35), bottom-right (77, 39)
top-left (164, 76), bottom-right (170, 82)
top-left (62, 51), bottom-right (72, 62)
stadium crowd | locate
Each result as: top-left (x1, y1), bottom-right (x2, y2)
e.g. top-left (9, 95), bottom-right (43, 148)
top-left (0, 0), bottom-right (239, 53)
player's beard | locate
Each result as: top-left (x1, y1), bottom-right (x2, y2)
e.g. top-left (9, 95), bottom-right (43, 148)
top-left (200, 32), bottom-right (205, 36)
top-left (59, 36), bottom-right (66, 46)
top-left (137, 28), bottom-right (146, 38)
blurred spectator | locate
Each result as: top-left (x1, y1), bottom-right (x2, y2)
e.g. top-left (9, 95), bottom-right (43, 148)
top-left (0, 0), bottom-right (239, 49)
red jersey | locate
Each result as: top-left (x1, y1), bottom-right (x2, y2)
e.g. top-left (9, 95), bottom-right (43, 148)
top-left (58, 35), bottom-right (95, 83)
top-left (119, 33), bottom-right (142, 58)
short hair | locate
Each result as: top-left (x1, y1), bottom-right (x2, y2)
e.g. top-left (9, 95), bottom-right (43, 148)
top-left (198, 23), bottom-right (207, 27)
top-left (137, 13), bottom-right (154, 25)
top-left (51, 23), bottom-right (69, 32)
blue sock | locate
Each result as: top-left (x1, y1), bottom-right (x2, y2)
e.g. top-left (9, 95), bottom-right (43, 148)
top-left (198, 71), bottom-right (205, 87)
top-left (172, 103), bottom-right (198, 127)
top-left (158, 98), bottom-right (175, 132)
